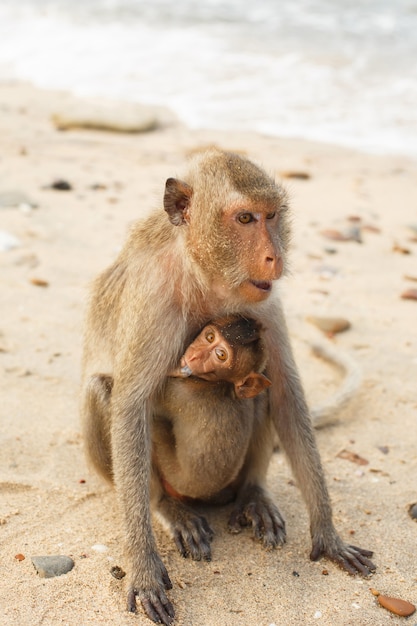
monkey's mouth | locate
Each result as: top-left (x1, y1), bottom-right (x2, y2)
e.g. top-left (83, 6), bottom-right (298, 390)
top-left (251, 280), bottom-right (272, 292)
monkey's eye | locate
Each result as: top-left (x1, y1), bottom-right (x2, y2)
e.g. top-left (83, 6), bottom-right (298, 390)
top-left (215, 348), bottom-right (228, 361)
top-left (206, 331), bottom-right (215, 343)
top-left (266, 211), bottom-right (276, 220)
top-left (238, 213), bottom-right (253, 224)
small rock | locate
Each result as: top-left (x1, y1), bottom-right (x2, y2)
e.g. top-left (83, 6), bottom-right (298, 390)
top-left (0, 230), bottom-right (20, 251)
top-left (313, 264), bottom-right (339, 279)
top-left (378, 595), bottom-right (416, 617)
top-left (393, 242), bottom-right (411, 254)
top-left (401, 289), bottom-right (417, 301)
top-left (320, 228), bottom-right (350, 241)
top-left (0, 191), bottom-right (37, 209)
top-left (409, 503), bottom-right (417, 520)
top-left (14, 553), bottom-right (25, 561)
top-left (51, 101), bottom-right (158, 133)
top-left (5, 367), bottom-right (32, 377)
top-left (345, 225), bottom-right (362, 242)
top-left (337, 449), bottom-right (369, 466)
top-left (49, 179), bottom-right (72, 191)
top-left (30, 277), bottom-right (49, 288)
top-left (362, 224), bottom-right (381, 234)
top-left (280, 170), bottom-right (311, 180)
top-left (110, 565), bottom-right (126, 580)
top-left (320, 226), bottom-right (362, 243)
top-left (31, 555), bottom-right (74, 578)
top-left (91, 543), bottom-right (109, 553)
top-left (14, 253), bottom-right (40, 268)
top-left (307, 316), bottom-right (351, 334)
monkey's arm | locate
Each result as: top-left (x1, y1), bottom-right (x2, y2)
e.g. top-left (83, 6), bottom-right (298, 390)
top-left (261, 297), bottom-right (375, 576)
top-left (110, 295), bottom-right (186, 625)
top-left (111, 391), bottom-right (174, 623)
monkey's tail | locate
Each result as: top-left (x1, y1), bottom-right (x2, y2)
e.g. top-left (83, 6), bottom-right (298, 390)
top-left (309, 342), bottom-right (362, 429)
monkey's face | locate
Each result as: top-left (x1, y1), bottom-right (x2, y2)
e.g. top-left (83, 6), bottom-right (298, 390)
top-left (164, 152), bottom-right (290, 305)
top-left (218, 202), bottom-right (285, 304)
top-left (179, 324), bottom-right (237, 382)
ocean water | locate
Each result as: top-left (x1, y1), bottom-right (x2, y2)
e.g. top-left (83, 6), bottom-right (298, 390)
top-left (0, 0), bottom-right (416, 157)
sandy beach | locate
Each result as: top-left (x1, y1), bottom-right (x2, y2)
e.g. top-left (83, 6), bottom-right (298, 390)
top-left (0, 81), bottom-right (416, 625)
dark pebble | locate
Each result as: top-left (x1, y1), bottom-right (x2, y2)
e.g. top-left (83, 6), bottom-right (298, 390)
top-left (409, 503), bottom-right (417, 520)
top-left (50, 179), bottom-right (72, 191)
top-left (110, 565), bottom-right (126, 580)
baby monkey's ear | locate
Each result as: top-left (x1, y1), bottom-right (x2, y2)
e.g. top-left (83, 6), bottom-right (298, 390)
top-left (234, 373), bottom-right (271, 399)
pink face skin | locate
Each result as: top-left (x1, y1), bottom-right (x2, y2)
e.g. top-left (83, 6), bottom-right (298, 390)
top-left (179, 325), bottom-right (234, 382)
top-left (222, 205), bottom-right (284, 304)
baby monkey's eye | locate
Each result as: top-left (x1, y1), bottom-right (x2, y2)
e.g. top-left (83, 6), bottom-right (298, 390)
top-left (206, 331), bottom-right (215, 343)
top-left (266, 211), bottom-right (276, 219)
top-left (215, 348), bottom-right (228, 361)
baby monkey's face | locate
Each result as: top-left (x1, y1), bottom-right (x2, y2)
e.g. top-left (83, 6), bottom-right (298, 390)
top-left (179, 325), bottom-right (236, 382)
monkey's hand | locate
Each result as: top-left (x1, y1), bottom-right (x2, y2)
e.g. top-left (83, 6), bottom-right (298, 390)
top-left (228, 484), bottom-right (286, 549)
top-left (310, 529), bottom-right (376, 577)
top-left (158, 495), bottom-right (214, 561)
top-left (127, 552), bottom-right (175, 625)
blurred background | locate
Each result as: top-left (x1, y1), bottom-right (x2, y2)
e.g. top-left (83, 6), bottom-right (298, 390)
top-left (0, 0), bottom-right (416, 156)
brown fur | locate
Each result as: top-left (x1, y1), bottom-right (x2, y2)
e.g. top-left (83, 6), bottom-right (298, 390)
top-left (81, 150), bottom-right (375, 625)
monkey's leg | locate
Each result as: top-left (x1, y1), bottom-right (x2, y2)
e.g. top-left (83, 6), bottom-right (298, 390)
top-left (155, 494), bottom-right (214, 562)
top-left (82, 374), bottom-right (114, 482)
top-left (228, 405), bottom-right (286, 549)
top-left (228, 483), bottom-right (286, 549)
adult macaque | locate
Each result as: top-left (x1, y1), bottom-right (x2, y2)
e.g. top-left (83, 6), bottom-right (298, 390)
top-left (81, 150), bottom-right (375, 625)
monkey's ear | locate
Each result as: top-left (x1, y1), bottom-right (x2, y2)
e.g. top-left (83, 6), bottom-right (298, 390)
top-left (164, 178), bottom-right (193, 226)
top-left (235, 373), bottom-right (271, 399)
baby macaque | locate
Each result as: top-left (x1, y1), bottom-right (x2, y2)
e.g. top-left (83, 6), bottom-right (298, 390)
top-left (151, 315), bottom-right (273, 561)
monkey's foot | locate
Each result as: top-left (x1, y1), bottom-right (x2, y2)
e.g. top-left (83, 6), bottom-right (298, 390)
top-left (310, 533), bottom-right (376, 577)
top-left (127, 554), bottom-right (174, 625)
top-left (157, 496), bottom-right (214, 561)
top-left (172, 511), bottom-right (214, 562)
top-left (228, 484), bottom-right (286, 549)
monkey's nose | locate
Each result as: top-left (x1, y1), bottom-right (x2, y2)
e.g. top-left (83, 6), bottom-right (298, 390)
top-left (188, 349), bottom-right (205, 363)
top-left (266, 254), bottom-right (283, 279)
